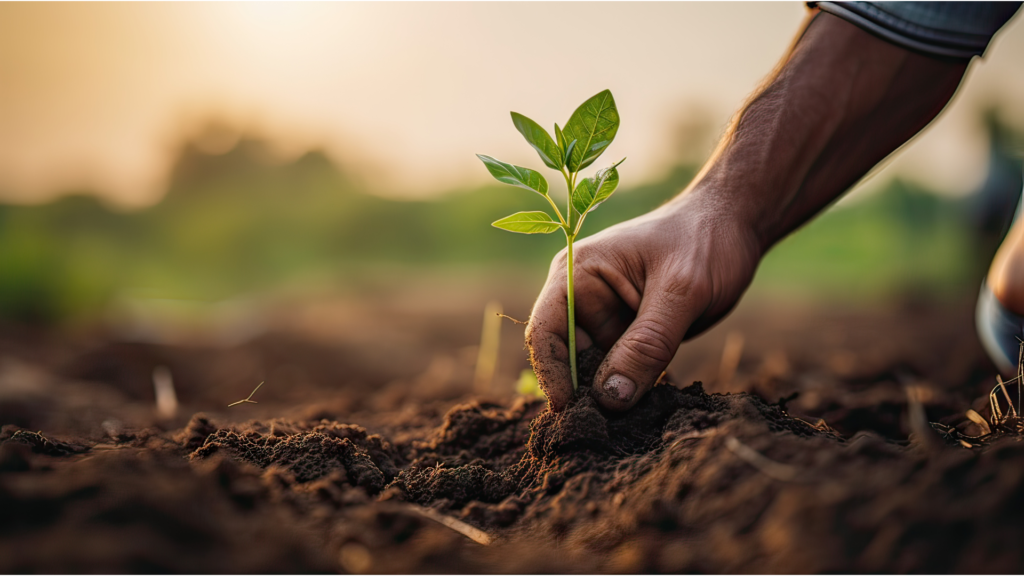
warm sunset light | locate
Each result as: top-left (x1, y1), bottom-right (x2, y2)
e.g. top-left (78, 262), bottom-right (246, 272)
top-left (4, 4), bottom-right (1024, 572)
top-left (3, 2), bottom-right (1022, 206)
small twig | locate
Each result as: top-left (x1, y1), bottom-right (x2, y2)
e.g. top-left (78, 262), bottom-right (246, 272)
top-left (965, 409), bottom-right (992, 436)
top-left (905, 383), bottom-right (942, 453)
top-left (496, 313), bottom-right (527, 326)
top-left (1017, 338), bottom-right (1022, 416)
top-left (997, 375), bottom-right (1018, 418)
top-left (152, 365), bottom-right (178, 419)
top-left (725, 436), bottom-right (801, 482)
top-left (406, 504), bottom-right (492, 546)
top-left (474, 301), bottom-right (502, 393)
top-left (228, 381), bottom-right (264, 407)
top-left (991, 383), bottom-right (1005, 423)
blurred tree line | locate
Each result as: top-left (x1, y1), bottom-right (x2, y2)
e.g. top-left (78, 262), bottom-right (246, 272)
top-left (0, 112), bottom-right (1017, 324)
top-left (0, 133), bottom-right (697, 322)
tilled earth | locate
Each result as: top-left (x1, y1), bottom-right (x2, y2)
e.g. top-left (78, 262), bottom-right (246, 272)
top-left (2, 298), bottom-right (1023, 573)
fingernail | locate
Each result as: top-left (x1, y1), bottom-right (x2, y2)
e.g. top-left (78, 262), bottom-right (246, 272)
top-left (604, 374), bottom-right (636, 402)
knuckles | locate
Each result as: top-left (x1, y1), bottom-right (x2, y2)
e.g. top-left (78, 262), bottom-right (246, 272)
top-left (665, 271), bottom-right (711, 304)
top-left (618, 318), bottom-right (679, 366)
top-left (569, 240), bottom-right (617, 277)
top-left (546, 241), bottom-right (613, 287)
top-left (546, 250), bottom-right (569, 279)
top-left (572, 241), bottom-right (601, 262)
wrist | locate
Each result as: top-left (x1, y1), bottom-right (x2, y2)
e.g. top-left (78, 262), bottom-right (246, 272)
top-left (664, 173), bottom-right (769, 259)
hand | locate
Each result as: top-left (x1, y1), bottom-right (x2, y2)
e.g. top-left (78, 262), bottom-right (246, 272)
top-left (526, 187), bottom-right (762, 411)
top-left (524, 10), bottom-right (969, 413)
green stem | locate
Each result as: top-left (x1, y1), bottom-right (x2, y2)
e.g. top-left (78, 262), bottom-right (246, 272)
top-left (566, 230), bottom-right (578, 390)
top-left (562, 166), bottom-right (579, 390)
top-left (544, 194), bottom-right (567, 226)
top-left (561, 170), bottom-right (574, 210)
top-left (573, 211), bottom-right (588, 236)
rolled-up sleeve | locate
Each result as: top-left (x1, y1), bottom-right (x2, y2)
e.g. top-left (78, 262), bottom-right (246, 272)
top-left (811, 2), bottom-right (1022, 60)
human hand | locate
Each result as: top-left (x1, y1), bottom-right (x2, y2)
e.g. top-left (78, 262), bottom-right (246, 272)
top-left (525, 188), bottom-right (761, 411)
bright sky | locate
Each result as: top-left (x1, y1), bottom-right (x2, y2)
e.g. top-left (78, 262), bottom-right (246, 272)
top-left (1, 2), bottom-right (1023, 207)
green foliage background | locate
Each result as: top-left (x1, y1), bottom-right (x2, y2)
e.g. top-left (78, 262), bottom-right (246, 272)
top-left (0, 134), bottom-right (996, 324)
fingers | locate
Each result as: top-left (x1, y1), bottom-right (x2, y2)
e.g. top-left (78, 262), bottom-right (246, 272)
top-left (572, 263), bottom-right (637, 352)
top-left (526, 249), bottom-right (627, 411)
top-left (525, 264), bottom-right (574, 411)
top-left (591, 279), bottom-right (701, 411)
top-left (574, 325), bottom-right (594, 351)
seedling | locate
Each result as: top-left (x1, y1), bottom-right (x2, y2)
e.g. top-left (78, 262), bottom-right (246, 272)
top-left (228, 381), bottom-right (264, 407)
top-left (477, 89), bottom-right (624, 390)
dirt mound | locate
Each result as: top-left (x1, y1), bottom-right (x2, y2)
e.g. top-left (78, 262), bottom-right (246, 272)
top-left (389, 377), bottom-right (828, 510)
top-left (6, 375), bottom-right (1024, 572)
top-left (176, 369), bottom-right (1024, 573)
top-left (0, 438), bottom-right (334, 573)
top-left (1, 426), bottom-right (89, 457)
top-left (173, 342), bottom-right (850, 567)
top-left (5, 303), bottom-right (1024, 573)
top-left (188, 419), bottom-right (403, 490)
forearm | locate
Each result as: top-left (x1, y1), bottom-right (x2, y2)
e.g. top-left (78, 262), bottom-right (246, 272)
top-left (679, 11), bottom-right (968, 253)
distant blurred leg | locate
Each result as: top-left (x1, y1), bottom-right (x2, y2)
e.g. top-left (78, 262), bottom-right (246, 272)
top-left (978, 200), bottom-right (1024, 373)
top-left (988, 213), bottom-right (1024, 315)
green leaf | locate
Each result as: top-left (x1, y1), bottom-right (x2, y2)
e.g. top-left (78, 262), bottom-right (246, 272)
top-left (563, 139), bottom-right (577, 168)
top-left (563, 90), bottom-right (619, 172)
top-left (571, 159), bottom-right (624, 216)
top-left (492, 211), bottom-right (562, 234)
top-left (571, 179), bottom-right (598, 217)
top-left (476, 154), bottom-right (548, 196)
top-left (511, 112), bottom-right (562, 170)
top-left (555, 123), bottom-right (566, 152)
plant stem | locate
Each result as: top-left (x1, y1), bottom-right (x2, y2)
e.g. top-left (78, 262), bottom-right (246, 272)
top-left (565, 167), bottom-right (581, 389)
top-left (562, 168), bottom-right (578, 390)
top-left (566, 230), bottom-right (578, 390)
top-left (544, 194), bottom-right (568, 226)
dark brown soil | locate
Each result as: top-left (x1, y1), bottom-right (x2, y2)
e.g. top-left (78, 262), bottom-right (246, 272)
top-left (2, 298), bottom-right (1024, 573)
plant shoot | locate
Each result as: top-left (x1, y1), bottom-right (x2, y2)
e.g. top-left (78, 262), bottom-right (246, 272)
top-left (477, 89), bottom-right (623, 390)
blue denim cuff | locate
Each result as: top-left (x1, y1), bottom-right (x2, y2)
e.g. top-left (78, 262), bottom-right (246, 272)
top-left (814, 1), bottom-right (1022, 60)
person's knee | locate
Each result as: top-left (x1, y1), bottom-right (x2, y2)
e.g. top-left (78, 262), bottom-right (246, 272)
top-left (977, 282), bottom-right (1024, 374)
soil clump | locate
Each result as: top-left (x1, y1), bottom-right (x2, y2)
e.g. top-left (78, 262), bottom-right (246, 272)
top-left (4, 302), bottom-right (1024, 572)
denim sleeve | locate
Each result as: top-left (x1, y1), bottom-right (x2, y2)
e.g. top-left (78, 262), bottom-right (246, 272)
top-left (812, 2), bottom-right (1022, 60)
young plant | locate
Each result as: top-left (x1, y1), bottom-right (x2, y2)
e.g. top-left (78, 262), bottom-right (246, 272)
top-left (477, 89), bottom-right (623, 391)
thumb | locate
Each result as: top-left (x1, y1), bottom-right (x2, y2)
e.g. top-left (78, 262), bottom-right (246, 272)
top-left (591, 282), bottom-right (699, 411)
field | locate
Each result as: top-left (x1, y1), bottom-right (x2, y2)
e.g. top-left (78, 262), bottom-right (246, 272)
top-left (3, 273), bottom-right (1024, 573)
top-left (2, 123), bottom-right (1023, 572)
top-left (6, 2), bottom-right (1024, 571)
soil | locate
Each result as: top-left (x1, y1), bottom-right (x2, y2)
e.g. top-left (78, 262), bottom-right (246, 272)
top-left (2, 295), bottom-right (1024, 573)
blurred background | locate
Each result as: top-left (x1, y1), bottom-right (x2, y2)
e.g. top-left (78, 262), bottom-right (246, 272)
top-left (1, 2), bottom-right (1024, 425)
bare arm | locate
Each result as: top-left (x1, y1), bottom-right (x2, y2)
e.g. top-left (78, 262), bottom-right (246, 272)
top-left (527, 11), bottom-right (969, 411)
top-left (706, 10), bottom-right (967, 254)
